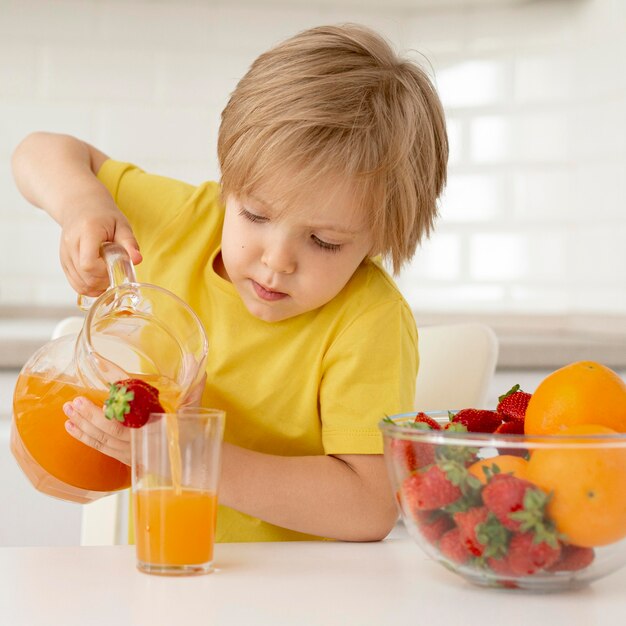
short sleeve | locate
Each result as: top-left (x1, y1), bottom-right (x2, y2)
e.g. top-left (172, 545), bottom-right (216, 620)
top-left (96, 160), bottom-right (197, 249)
top-left (319, 299), bottom-right (418, 455)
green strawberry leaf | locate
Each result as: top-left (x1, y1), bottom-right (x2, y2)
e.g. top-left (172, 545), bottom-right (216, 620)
top-left (444, 423), bottom-right (469, 433)
top-left (435, 441), bottom-right (475, 466)
top-left (498, 384), bottom-right (521, 403)
top-left (481, 463), bottom-right (502, 482)
top-left (103, 384), bottom-right (134, 422)
top-left (476, 513), bottom-right (511, 559)
top-left (509, 488), bottom-right (560, 548)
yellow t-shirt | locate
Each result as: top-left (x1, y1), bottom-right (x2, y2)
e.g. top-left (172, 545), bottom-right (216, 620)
top-left (97, 160), bottom-right (418, 542)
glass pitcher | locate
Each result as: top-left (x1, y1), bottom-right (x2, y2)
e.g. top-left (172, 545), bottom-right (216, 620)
top-left (11, 243), bottom-right (208, 503)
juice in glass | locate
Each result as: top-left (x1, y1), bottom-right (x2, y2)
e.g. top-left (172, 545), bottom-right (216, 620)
top-left (134, 488), bottom-right (218, 567)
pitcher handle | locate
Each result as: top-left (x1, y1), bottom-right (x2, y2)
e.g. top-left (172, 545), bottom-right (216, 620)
top-left (76, 242), bottom-right (138, 311)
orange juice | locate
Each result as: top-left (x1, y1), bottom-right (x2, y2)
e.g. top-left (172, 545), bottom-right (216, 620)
top-left (134, 487), bottom-right (218, 566)
top-left (13, 372), bottom-right (183, 493)
top-left (13, 372), bottom-right (130, 491)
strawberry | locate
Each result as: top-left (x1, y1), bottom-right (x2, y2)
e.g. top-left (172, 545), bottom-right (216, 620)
top-left (439, 528), bottom-right (471, 565)
top-left (497, 385), bottom-right (531, 422)
top-left (413, 412), bottom-right (442, 430)
top-left (450, 409), bottom-right (502, 433)
top-left (506, 532), bottom-right (561, 576)
top-left (482, 474), bottom-right (558, 548)
top-left (104, 378), bottom-right (164, 428)
top-left (454, 507), bottom-right (490, 556)
top-left (546, 544), bottom-right (595, 572)
top-left (414, 511), bottom-right (454, 545)
top-left (113, 378), bottom-right (159, 399)
top-left (384, 415), bottom-right (438, 472)
top-left (389, 439), bottom-right (418, 473)
top-left (482, 474), bottom-right (548, 532)
top-left (400, 465), bottom-right (462, 512)
top-left (493, 419), bottom-right (528, 457)
top-left (454, 507), bottom-right (509, 559)
top-left (389, 439), bottom-right (435, 473)
top-left (443, 422), bottom-right (468, 432)
top-left (487, 556), bottom-right (516, 577)
top-left (494, 420), bottom-right (525, 435)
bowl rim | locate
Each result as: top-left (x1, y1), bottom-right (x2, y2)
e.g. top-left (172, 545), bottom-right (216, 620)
top-left (379, 411), bottom-right (626, 449)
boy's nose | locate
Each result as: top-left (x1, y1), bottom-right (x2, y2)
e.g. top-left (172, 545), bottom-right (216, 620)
top-left (261, 237), bottom-right (296, 274)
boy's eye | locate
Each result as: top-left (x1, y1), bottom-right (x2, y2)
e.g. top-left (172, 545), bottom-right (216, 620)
top-left (312, 235), bottom-right (342, 253)
top-left (240, 208), bottom-right (267, 223)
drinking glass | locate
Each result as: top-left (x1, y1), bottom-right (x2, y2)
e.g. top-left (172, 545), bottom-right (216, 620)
top-left (131, 408), bottom-right (225, 576)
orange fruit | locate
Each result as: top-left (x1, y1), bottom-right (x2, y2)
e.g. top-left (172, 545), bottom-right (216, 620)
top-left (468, 455), bottom-right (528, 484)
top-left (526, 424), bottom-right (626, 547)
top-left (524, 361), bottom-right (626, 435)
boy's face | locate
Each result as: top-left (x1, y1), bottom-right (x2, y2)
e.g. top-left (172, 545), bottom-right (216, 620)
top-left (218, 180), bottom-right (374, 322)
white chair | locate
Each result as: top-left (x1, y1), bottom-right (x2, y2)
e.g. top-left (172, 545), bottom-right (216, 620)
top-left (414, 323), bottom-right (499, 411)
top-left (51, 317), bottom-right (128, 546)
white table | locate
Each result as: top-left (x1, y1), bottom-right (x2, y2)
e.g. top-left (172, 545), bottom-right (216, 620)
top-left (1, 539), bottom-right (624, 626)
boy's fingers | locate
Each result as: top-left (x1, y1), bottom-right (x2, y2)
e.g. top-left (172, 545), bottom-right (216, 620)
top-left (78, 231), bottom-right (108, 274)
top-left (65, 421), bottom-right (130, 466)
top-left (114, 225), bottom-right (142, 265)
top-left (61, 249), bottom-right (100, 297)
top-left (63, 397), bottom-right (131, 442)
top-left (64, 412), bottom-right (130, 453)
top-left (60, 257), bottom-right (87, 295)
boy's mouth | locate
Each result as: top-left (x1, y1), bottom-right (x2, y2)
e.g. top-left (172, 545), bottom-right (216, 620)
top-left (251, 280), bottom-right (288, 301)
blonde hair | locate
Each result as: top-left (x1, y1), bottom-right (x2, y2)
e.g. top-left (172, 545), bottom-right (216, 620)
top-left (218, 24), bottom-right (448, 273)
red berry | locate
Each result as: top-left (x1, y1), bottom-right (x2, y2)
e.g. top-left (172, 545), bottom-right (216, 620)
top-left (389, 439), bottom-right (435, 473)
top-left (451, 409), bottom-right (502, 433)
top-left (389, 439), bottom-right (417, 473)
top-left (482, 474), bottom-right (540, 531)
top-left (113, 378), bottom-right (159, 399)
top-left (439, 528), bottom-right (471, 565)
top-left (494, 420), bottom-right (525, 435)
top-left (454, 507), bottom-right (490, 557)
top-left (400, 466), bottom-right (462, 512)
top-left (546, 544), bottom-right (595, 572)
top-left (506, 532), bottom-right (561, 576)
top-left (414, 511), bottom-right (454, 545)
top-left (497, 385), bottom-right (532, 422)
top-left (104, 378), bottom-right (164, 428)
top-left (413, 412), bottom-right (442, 430)
top-left (487, 556), bottom-right (516, 577)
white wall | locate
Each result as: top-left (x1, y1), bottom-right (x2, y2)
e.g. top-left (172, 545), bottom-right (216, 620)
top-left (1, 0), bottom-right (625, 313)
top-left (395, 0), bottom-right (626, 314)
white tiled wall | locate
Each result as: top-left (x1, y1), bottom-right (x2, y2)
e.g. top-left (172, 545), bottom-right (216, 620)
top-left (0, 0), bottom-right (625, 313)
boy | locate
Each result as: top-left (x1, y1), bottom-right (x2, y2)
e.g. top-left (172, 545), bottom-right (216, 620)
top-left (12, 24), bottom-right (448, 542)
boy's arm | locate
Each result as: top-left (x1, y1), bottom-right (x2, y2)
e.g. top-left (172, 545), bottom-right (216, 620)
top-left (63, 393), bottom-right (398, 541)
top-left (11, 132), bottom-right (141, 295)
top-left (12, 131), bottom-right (110, 223)
top-left (219, 444), bottom-right (398, 541)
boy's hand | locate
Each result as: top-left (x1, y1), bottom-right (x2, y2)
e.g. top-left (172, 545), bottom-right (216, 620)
top-left (60, 204), bottom-right (142, 297)
top-left (63, 396), bottom-right (131, 466)
top-left (11, 133), bottom-right (141, 296)
top-left (62, 372), bottom-right (207, 467)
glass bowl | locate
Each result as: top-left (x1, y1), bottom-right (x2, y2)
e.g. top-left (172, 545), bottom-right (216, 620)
top-left (380, 412), bottom-right (626, 592)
